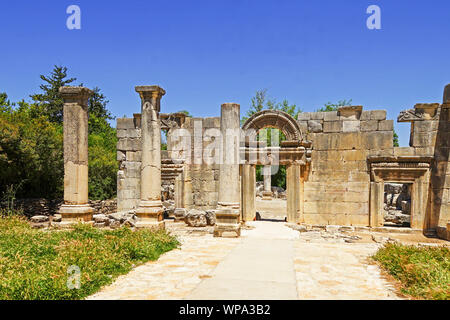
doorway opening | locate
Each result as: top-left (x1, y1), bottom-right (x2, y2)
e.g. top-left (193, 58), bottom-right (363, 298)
top-left (383, 183), bottom-right (412, 228)
top-left (255, 164), bottom-right (287, 222)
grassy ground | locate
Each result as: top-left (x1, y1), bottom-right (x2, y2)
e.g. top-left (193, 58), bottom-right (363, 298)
top-left (373, 243), bottom-right (450, 300)
top-left (0, 216), bottom-right (179, 300)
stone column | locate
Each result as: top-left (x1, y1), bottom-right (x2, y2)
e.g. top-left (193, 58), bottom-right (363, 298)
top-left (214, 103), bottom-right (241, 237)
top-left (242, 164), bottom-right (256, 221)
top-left (135, 86), bottom-right (166, 229)
top-left (174, 171), bottom-right (186, 222)
top-left (262, 165), bottom-right (272, 200)
top-left (59, 87), bottom-right (94, 224)
top-left (286, 163), bottom-right (300, 222)
top-left (369, 181), bottom-right (384, 227)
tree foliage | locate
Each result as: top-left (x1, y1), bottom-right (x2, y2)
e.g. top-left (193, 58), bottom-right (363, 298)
top-left (0, 66), bottom-right (117, 201)
top-left (316, 99), bottom-right (353, 112)
top-left (30, 66), bottom-right (76, 123)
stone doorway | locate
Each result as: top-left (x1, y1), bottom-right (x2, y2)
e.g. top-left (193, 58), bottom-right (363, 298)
top-left (240, 110), bottom-right (312, 224)
top-left (368, 156), bottom-right (432, 230)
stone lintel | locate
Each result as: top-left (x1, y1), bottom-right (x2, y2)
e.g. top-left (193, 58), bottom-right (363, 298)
top-left (59, 86), bottom-right (93, 106)
top-left (367, 155), bottom-right (433, 163)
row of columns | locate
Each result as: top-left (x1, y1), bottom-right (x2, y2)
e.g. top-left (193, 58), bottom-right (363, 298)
top-left (58, 86), bottom-right (303, 236)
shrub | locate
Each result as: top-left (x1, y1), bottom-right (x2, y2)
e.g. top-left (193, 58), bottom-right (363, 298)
top-left (373, 243), bottom-right (450, 300)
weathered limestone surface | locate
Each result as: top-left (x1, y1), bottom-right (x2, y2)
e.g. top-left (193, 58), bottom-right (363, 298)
top-left (135, 86), bottom-right (165, 229)
top-left (241, 164), bottom-right (256, 221)
top-left (300, 105), bottom-right (391, 226)
top-left (215, 103), bottom-right (241, 237)
top-left (59, 86), bottom-right (94, 222)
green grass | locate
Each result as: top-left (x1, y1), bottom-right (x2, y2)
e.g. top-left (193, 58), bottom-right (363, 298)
top-left (0, 216), bottom-right (179, 300)
top-left (373, 243), bottom-right (450, 300)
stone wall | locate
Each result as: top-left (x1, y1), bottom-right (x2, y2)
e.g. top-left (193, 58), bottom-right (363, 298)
top-left (117, 114), bottom-right (221, 212)
top-left (116, 115), bottom-right (142, 211)
top-left (398, 100), bottom-right (450, 232)
top-left (167, 117), bottom-right (221, 210)
top-left (298, 107), bottom-right (393, 226)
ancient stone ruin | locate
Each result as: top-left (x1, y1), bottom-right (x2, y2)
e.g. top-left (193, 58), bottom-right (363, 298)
top-left (55, 84), bottom-right (450, 241)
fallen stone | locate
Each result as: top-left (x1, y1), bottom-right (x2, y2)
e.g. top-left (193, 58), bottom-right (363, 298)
top-left (93, 214), bottom-right (109, 223)
top-left (205, 210), bottom-right (216, 226)
top-left (52, 214), bottom-right (62, 222)
top-left (185, 209), bottom-right (208, 227)
top-left (94, 222), bottom-right (106, 228)
top-left (31, 215), bottom-right (49, 223)
top-left (123, 218), bottom-right (136, 227)
top-left (109, 220), bottom-right (120, 228)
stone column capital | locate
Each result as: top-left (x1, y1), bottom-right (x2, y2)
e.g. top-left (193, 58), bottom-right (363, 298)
top-left (59, 86), bottom-right (93, 107)
top-left (135, 85), bottom-right (166, 101)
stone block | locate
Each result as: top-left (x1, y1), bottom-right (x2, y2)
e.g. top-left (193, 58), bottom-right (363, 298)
top-left (117, 118), bottom-right (135, 130)
top-left (343, 120), bottom-right (360, 132)
top-left (370, 110), bottom-right (386, 120)
top-left (298, 112), bottom-right (311, 121)
top-left (126, 151), bottom-right (142, 162)
top-left (378, 120), bottom-right (393, 131)
top-left (413, 120), bottom-right (439, 133)
top-left (117, 151), bottom-right (126, 161)
top-left (308, 120), bottom-right (323, 133)
top-left (362, 131), bottom-right (393, 150)
top-left (361, 120), bottom-right (378, 132)
top-left (342, 149), bottom-right (367, 161)
top-left (297, 121), bottom-right (308, 133)
top-left (360, 111), bottom-right (371, 121)
top-left (338, 106), bottom-right (362, 120)
top-left (310, 112), bottom-right (325, 120)
top-left (329, 132), bottom-right (362, 150)
top-left (324, 111), bottom-right (339, 121)
top-left (117, 138), bottom-right (142, 151)
top-left (412, 132), bottom-right (437, 147)
top-left (394, 147), bottom-right (415, 156)
top-left (203, 117), bottom-right (220, 128)
top-left (323, 121), bottom-right (342, 133)
top-left (117, 128), bottom-right (141, 139)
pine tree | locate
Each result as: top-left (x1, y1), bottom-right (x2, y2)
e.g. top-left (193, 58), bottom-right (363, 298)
top-left (30, 65), bottom-right (76, 123)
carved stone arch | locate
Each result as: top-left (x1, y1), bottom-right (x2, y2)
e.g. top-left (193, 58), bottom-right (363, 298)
top-left (241, 110), bottom-right (303, 141)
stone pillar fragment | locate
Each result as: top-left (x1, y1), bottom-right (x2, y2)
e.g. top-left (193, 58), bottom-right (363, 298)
top-left (135, 86), bottom-right (166, 229)
top-left (214, 103), bottom-right (241, 237)
top-left (174, 171), bottom-right (186, 222)
top-left (286, 164), bottom-right (300, 222)
top-left (262, 165), bottom-right (272, 200)
top-left (369, 181), bottom-right (384, 227)
top-left (59, 87), bottom-right (94, 223)
top-left (242, 164), bottom-right (256, 221)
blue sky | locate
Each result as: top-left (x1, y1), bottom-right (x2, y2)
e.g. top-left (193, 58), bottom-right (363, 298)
top-left (0, 0), bottom-right (449, 146)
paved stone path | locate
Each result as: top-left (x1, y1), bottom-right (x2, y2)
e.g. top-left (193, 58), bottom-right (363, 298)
top-left (88, 221), bottom-right (400, 300)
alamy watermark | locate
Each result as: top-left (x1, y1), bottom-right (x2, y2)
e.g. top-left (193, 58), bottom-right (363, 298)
top-left (66, 5), bottom-right (81, 30)
top-left (67, 265), bottom-right (81, 289)
top-left (366, 5), bottom-right (381, 30)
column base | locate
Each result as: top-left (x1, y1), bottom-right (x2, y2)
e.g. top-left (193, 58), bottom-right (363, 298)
top-left (59, 204), bottom-right (94, 222)
top-left (136, 200), bottom-right (164, 229)
top-left (214, 204), bottom-right (240, 238)
top-left (262, 191), bottom-right (273, 200)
